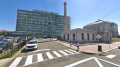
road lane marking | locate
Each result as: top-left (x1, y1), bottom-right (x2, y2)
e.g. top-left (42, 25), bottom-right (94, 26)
top-left (59, 50), bottom-right (69, 55)
top-left (69, 49), bottom-right (79, 54)
top-left (64, 57), bottom-right (94, 67)
top-left (65, 57), bottom-right (120, 67)
top-left (37, 53), bottom-right (43, 62)
top-left (64, 50), bottom-right (75, 54)
top-left (24, 55), bottom-right (33, 66)
top-left (9, 57), bottom-right (22, 67)
top-left (46, 52), bottom-right (54, 59)
top-left (94, 57), bottom-right (103, 67)
top-left (97, 57), bottom-right (120, 67)
top-left (12, 49), bottom-right (76, 59)
top-left (27, 49), bottom-right (51, 53)
top-left (105, 55), bottom-right (116, 59)
top-left (53, 51), bottom-right (62, 57)
top-left (10, 49), bottom-right (80, 67)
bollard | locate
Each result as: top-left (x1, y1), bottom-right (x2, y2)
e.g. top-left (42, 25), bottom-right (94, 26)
top-left (98, 45), bottom-right (102, 56)
top-left (76, 46), bottom-right (79, 51)
top-left (98, 45), bottom-right (102, 51)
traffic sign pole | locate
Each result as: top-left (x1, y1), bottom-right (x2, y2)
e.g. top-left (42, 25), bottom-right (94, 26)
top-left (96, 34), bottom-right (102, 55)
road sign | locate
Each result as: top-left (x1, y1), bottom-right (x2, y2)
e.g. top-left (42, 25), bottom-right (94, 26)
top-left (96, 34), bottom-right (102, 39)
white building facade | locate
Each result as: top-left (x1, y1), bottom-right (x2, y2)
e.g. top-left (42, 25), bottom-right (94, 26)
top-left (63, 28), bottom-right (112, 43)
top-left (83, 20), bottom-right (118, 37)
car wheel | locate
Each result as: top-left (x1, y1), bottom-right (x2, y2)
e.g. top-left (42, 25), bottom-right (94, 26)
top-left (35, 48), bottom-right (37, 50)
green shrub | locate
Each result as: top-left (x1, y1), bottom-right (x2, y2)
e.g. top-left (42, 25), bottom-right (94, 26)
top-left (112, 38), bottom-right (120, 41)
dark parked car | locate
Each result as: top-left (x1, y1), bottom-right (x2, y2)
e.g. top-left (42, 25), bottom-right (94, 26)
top-left (0, 42), bottom-right (12, 53)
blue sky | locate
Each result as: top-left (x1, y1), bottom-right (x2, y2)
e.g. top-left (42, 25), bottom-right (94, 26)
top-left (0, 0), bottom-right (120, 34)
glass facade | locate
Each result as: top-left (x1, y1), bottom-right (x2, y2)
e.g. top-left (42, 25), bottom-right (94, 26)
top-left (16, 10), bottom-right (70, 38)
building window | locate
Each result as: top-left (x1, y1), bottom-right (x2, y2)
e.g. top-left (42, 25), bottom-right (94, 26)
top-left (73, 33), bottom-right (75, 41)
top-left (92, 34), bottom-right (94, 40)
top-left (67, 34), bottom-right (69, 40)
top-left (81, 33), bottom-right (84, 41)
top-left (87, 34), bottom-right (89, 41)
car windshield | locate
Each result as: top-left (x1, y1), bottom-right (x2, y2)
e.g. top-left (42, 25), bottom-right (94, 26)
top-left (28, 41), bottom-right (37, 44)
top-left (0, 43), bottom-right (6, 48)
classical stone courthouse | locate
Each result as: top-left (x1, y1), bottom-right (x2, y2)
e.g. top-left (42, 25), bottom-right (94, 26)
top-left (63, 20), bottom-right (118, 43)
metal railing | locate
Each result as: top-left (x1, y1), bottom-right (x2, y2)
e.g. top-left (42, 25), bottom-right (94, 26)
top-left (0, 41), bottom-right (27, 59)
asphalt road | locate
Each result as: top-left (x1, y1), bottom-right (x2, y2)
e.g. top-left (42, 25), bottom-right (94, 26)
top-left (6, 40), bottom-right (120, 67)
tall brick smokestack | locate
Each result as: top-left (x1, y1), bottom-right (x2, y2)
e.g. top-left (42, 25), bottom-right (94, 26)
top-left (64, 0), bottom-right (67, 33)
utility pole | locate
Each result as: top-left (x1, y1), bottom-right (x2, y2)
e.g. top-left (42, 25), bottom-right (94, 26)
top-left (64, 0), bottom-right (67, 33)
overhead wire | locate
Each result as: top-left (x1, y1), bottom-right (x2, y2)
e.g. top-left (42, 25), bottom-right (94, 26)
top-left (81, 0), bottom-right (104, 21)
top-left (82, 0), bottom-right (120, 22)
top-left (101, 5), bottom-right (120, 19)
top-left (86, 0), bottom-right (103, 17)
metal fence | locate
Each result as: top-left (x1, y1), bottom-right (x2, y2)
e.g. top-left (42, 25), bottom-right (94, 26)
top-left (0, 41), bottom-right (26, 59)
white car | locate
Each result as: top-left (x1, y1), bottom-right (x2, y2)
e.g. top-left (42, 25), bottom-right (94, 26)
top-left (118, 45), bottom-right (120, 49)
top-left (25, 39), bottom-right (38, 50)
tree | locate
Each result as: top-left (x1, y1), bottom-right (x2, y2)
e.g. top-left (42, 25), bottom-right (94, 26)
top-left (0, 32), bottom-right (5, 35)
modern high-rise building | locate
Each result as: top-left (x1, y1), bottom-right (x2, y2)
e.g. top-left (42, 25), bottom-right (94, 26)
top-left (83, 19), bottom-right (118, 37)
top-left (16, 9), bottom-right (70, 38)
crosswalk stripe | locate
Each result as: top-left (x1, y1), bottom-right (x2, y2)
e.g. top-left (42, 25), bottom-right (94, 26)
top-left (10, 49), bottom-right (79, 67)
top-left (105, 55), bottom-right (116, 59)
top-left (59, 50), bottom-right (69, 55)
top-left (24, 55), bottom-right (33, 66)
top-left (69, 49), bottom-right (79, 54)
top-left (46, 52), bottom-right (54, 59)
top-left (53, 51), bottom-right (62, 57)
top-left (64, 50), bottom-right (75, 54)
top-left (37, 53), bottom-right (43, 62)
top-left (9, 57), bottom-right (22, 67)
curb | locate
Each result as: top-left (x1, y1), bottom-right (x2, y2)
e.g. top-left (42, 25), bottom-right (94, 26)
top-left (54, 41), bottom-right (98, 54)
top-left (55, 41), bottom-right (98, 54)
top-left (54, 41), bottom-right (118, 55)
top-left (53, 41), bottom-right (78, 52)
top-left (4, 45), bottom-right (26, 67)
top-left (103, 47), bottom-right (118, 53)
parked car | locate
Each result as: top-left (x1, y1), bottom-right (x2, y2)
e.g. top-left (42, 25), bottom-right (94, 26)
top-left (0, 36), bottom-right (3, 41)
top-left (25, 39), bottom-right (38, 50)
top-left (20, 39), bottom-right (27, 43)
top-left (118, 45), bottom-right (120, 49)
top-left (0, 41), bottom-right (12, 53)
top-left (2, 39), bottom-right (10, 42)
top-left (2, 37), bottom-right (11, 42)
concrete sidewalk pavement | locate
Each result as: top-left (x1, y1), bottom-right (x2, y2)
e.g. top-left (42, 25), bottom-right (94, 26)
top-left (79, 42), bottom-right (119, 54)
top-left (0, 58), bottom-right (12, 67)
top-left (55, 41), bottom-right (120, 54)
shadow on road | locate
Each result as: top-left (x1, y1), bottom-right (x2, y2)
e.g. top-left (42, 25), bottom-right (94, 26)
top-left (21, 48), bottom-right (36, 53)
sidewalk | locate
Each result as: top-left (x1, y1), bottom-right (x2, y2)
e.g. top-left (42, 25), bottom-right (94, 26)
top-left (0, 58), bottom-right (12, 67)
top-left (55, 41), bottom-right (120, 54)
